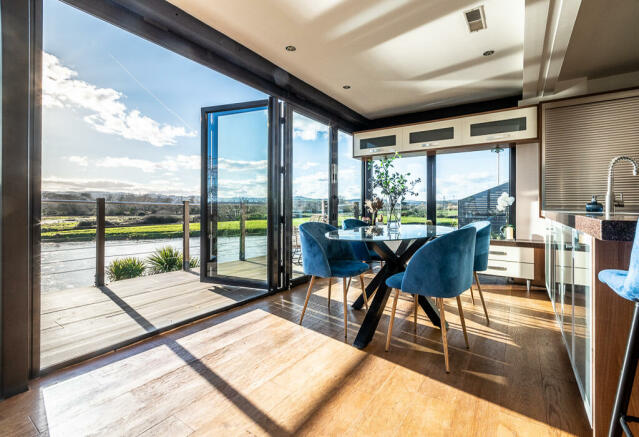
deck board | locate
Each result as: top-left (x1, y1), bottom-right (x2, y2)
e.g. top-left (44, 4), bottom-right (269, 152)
top-left (11, 274), bottom-right (592, 436)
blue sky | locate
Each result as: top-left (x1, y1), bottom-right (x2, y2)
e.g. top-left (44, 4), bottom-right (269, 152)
top-left (42, 0), bottom-right (505, 202)
top-left (43, 0), bottom-right (359, 200)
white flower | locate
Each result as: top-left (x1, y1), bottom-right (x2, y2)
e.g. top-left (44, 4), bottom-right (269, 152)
top-left (496, 192), bottom-right (515, 212)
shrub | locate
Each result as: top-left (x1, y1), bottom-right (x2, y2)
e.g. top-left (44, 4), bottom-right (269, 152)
top-left (107, 257), bottom-right (146, 281)
top-left (188, 256), bottom-right (200, 268)
top-left (138, 215), bottom-right (180, 225)
top-left (147, 246), bottom-right (183, 274)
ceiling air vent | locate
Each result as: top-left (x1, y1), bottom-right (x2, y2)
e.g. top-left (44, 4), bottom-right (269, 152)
top-left (465, 5), bottom-right (486, 32)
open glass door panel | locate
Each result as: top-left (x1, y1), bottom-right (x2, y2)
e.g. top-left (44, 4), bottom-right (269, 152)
top-left (202, 100), bottom-right (269, 287)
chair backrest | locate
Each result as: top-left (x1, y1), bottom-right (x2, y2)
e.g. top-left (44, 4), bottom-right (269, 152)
top-left (342, 219), bottom-right (371, 261)
top-left (462, 221), bottom-right (491, 272)
top-left (401, 226), bottom-right (476, 298)
top-left (299, 222), bottom-right (355, 277)
top-left (624, 220), bottom-right (639, 292)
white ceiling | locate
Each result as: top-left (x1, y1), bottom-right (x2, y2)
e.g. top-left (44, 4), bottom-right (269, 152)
top-left (168, 0), bottom-right (525, 119)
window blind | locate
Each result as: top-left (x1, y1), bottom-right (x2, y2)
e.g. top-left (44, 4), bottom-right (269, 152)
top-left (543, 95), bottom-right (639, 211)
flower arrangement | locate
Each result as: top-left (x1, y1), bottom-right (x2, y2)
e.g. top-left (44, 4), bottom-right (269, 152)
top-left (368, 153), bottom-right (421, 228)
top-left (365, 197), bottom-right (384, 224)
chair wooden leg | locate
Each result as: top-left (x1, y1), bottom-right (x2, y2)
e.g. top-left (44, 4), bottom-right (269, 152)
top-left (359, 274), bottom-right (369, 311)
top-left (474, 272), bottom-right (490, 325)
top-left (413, 294), bottom-right (418, 332)
top-left (343, 277), bottom-right (350, 339)
top-left (327, 278), bottom-right (332, 309)
top-left (437, 298), bottom-right (450, 373)
top-left (456, 295), bottom-right (470, 349)
top-left (469, 286), bottom-right (476, 305)
top-left (299, 275), bottom-right (316, 325)
top-left (386, 288), bottom-right (400, 352)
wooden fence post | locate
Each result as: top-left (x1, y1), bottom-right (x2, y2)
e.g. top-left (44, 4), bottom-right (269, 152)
top-left (239, 199), bottom-right (246, 261)
top-left (95, 198), bottom-right (105, 286)
top-left (183, 200), bottom-right (190, 270)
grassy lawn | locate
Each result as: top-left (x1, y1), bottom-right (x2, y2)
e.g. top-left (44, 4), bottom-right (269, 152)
top-left (41, 214), bottom-right (451, 242)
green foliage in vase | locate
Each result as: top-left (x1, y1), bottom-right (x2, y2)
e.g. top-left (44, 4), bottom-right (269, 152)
top-left (368, 153), bottom-right (421, 216)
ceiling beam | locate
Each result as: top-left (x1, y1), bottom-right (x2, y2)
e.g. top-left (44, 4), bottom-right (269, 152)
top-left (522, 0), bottom-right (581, 100)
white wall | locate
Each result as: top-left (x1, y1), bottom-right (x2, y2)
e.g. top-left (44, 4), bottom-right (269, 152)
top-left (516, 142), bottom-right (546, 241)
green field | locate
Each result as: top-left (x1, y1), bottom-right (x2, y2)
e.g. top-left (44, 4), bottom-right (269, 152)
top-left (41, 215), bottom-right (445, 242)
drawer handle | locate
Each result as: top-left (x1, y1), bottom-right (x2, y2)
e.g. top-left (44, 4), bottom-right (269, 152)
top-left (489, 251), bottom-right (508, 256)
top-left (487, 265), bottom-right (508, 271)
top-left (485, 133), bottom-right (512, 140)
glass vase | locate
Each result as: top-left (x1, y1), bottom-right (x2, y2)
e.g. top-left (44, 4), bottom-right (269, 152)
top-left (385, 197), bottom-right (402, 230)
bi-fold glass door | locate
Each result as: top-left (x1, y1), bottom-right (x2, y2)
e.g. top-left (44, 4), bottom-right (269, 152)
top-left (202, 99), bottom-right (345, 291)
top-left (201, 99), bottom-right (281, 290)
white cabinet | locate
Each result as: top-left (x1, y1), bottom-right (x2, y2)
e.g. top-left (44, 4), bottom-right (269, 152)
top-left (461, 106), bottom-right (537, 145)
top-left (353, 127), bottom-right (404, 158)
top-left (352, 106), bottom-right (538, 158)
top-left (482, 245), bottom-right (535, 280)
top-left (403, 118), bottom-right (461, 151)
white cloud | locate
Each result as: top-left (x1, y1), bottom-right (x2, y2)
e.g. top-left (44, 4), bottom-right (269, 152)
top-left (42, 176), bottom-right (198, 196)
top-left (218, 158), bottom-right (267, 172)
top-left (43, 52), bottom-right (196, 147)
top-left (293, 171), bottom-right (329, 198)
top-left (293, 115), bottom-right (328, 141)
top-left (67, 155), bottom-right (88, 167)
top-left (67, 154), bottom-right (200, 173)
top-left (436, 172), bottom-right (497, 201)
top-left (218, 174), bottom-right (267, 199)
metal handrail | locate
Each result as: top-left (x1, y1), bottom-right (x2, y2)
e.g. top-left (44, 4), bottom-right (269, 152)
top-left (42, 199), bottom-right (200, 207)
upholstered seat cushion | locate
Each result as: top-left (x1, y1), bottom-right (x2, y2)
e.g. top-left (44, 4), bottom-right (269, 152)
top-left (599, 269), bottom-right (639, 301)
top-left (385, 272), bottom-right (404, 289)
top-left (330, 260), bottom-right (370, 278)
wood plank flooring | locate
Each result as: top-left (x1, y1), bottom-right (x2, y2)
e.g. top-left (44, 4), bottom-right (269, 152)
top-left (6, 275), bottom-right (591, 436)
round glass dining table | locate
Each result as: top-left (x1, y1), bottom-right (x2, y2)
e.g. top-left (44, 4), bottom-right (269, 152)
top-left (326, 224), bottom-right (455, 349)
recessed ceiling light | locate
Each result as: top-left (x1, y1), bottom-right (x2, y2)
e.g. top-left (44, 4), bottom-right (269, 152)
top-left (483, 50), bottom-right (495, 56)
top-left (342, 85), bottom-right (351, 90)
top-left (285, 45), bottom-right (296, 52)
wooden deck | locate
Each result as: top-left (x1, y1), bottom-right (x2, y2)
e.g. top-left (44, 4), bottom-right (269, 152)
top-left (41, 269), bottom-right (266, 370)
top-left (8, 275), bottom-right (593, 436)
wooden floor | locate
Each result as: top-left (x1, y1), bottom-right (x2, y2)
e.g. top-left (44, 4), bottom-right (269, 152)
top-left (41, 270), bottom-right (266, 370)
top-left (8, 274), bottom-right (591, 436)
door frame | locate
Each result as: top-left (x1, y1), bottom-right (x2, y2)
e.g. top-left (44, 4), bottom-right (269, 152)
top-left (200, 99), bottom-right (277, 290)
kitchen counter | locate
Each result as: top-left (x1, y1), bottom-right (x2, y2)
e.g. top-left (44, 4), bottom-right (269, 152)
top-left (542, 210), bottom-right (638, 241)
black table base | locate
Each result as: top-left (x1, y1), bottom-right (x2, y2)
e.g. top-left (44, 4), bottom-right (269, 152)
top-left (351, 237), bottom-right (442, 349)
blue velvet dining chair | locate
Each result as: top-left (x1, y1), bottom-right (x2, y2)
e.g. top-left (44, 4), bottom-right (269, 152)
top-left (462, 221), bottom-right (491, 324)
top-left (342, 218), bottom-right (383, 265)
top-left (298, 222), bottom-right (371, 339)
top-left (598, 221), bottom-right (639, 435)
top-left (384, 226), bottom-right (476, 372)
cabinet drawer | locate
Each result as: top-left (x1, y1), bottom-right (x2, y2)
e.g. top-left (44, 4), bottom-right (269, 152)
top-left (573, 267), bottom-right (590, 287)
top-left (402, 119), bottom-right (461, 151)
top-left (573, 250), bottom-right (591, 269)
top-left (461, 106), bottom-right (537, 145)
top-left (482, 260), bottom-right (534, 280)
top-left (353, 127), bottom-right (403, 157)
top-left (488, 245), bottom-right (534, 263)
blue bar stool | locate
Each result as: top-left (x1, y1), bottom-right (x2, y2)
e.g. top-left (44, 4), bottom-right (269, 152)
top-left (342, 218), bottom-right (383, 265)
top-left (598, 222), bottom-right (639, 436)
top-left (298, 222), bottom-right (371, 339)
top-left (462, 221), bottom-right (491, 324)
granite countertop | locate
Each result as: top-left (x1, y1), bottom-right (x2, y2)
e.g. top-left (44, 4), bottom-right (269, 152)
top-left (543, 210), bottom-right (638, 241)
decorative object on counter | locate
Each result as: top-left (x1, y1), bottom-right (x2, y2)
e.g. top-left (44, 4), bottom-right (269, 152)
top-left (496, 192), bottom-right (515, 212)
top-left (369, 153), bottom-right (421, 230)
top-left (605, 155), bottom-right (638, 217)
top-left (597, 220), bottom-right (639, 437)
top-left (500, 224), bottom-right (515, 240)
top-left (365, 197), bottom-right (383, 224)
top-left (585, 195), bottom-right (603, 213)
top-left (352, 201), bottom-right (360, 220)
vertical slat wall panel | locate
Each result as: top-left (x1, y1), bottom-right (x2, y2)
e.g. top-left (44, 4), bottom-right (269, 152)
top-left (543, 96), bottom-right (639, 211)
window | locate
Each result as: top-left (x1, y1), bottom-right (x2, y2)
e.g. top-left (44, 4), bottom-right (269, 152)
top-left (370, 154), bottom-right (428, 224)
top-left (436, 148), bottom-right (511, 238)
top-left (337, 131), bottom-right (361, 225)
